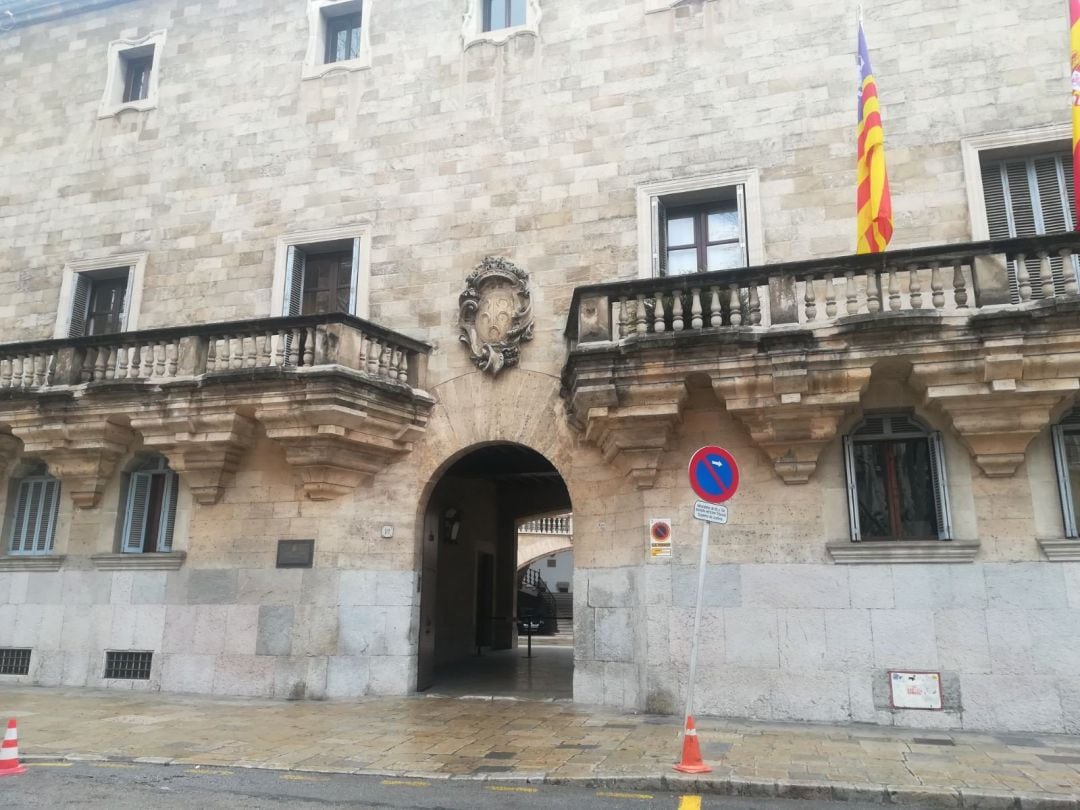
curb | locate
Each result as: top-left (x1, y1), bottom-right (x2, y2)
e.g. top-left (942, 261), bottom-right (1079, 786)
top-left (21, 753), bottom-right (1080, 809)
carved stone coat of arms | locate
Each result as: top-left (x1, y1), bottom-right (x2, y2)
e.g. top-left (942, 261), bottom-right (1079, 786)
top-left (458, 257), bottom-right (534, 377)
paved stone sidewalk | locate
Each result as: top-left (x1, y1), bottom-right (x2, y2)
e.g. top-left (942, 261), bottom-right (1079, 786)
top-left (2, 686), bottom-right (1079, 807)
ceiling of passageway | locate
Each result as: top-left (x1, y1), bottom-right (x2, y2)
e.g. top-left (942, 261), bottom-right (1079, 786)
top-left (443, 444), bottom-right (560, 483)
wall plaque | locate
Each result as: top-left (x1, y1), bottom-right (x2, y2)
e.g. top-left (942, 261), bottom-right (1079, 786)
top-left (889, 671), bottom-right (943, 710)
top-left (276, 539), bottom-right (315, 569)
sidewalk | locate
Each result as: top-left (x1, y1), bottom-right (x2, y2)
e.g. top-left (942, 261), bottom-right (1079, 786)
top-left (2, 685), bottom-right (1079, 807)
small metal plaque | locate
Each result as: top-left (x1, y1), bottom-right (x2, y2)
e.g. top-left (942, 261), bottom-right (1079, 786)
top-left (889, 671), bottom-right (944, 710)
top-left (276, 539), bottom-right (314, 569)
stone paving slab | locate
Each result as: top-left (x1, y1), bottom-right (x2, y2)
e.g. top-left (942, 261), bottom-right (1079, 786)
top-left (0, 686), bottom-right (1078, 807)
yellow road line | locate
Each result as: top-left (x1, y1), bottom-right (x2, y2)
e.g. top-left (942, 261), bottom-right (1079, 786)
top-left (678, 797), bottom-right (703, 810)
top-left (26, 762), bottom-right (73, 768)
top-left (280, 774), bottom-right (330, 782)
top-left (487, 785), bottom-right (539, 793)
top-left (380, 779), bottom-right (431, 788)
top-left (185, 768), bottom-right (235, 776)
top-left (596, 791), bottom-right (655, 800)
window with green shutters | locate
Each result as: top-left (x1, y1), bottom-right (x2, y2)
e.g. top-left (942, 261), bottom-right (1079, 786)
top-left (7, 470), bottom-right (60, 556)
top-left (980, 151), bottom-right (1080, 301)
top-left (1052, 408), bottom-right (1080, 538)
top-left (119, 456), bottom-right (179, 554)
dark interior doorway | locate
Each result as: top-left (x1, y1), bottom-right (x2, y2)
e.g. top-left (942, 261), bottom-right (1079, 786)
top-left (417, 443), bottom-right (573, 699)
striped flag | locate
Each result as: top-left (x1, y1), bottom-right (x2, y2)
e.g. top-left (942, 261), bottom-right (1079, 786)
top-left (856, 19), bottom-right (893, 254)
top-left (1071, 0), bottom-right (1080, 228)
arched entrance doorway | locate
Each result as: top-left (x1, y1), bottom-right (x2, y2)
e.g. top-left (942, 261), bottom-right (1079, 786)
top-left (417, 442), bottom-right (573, 699)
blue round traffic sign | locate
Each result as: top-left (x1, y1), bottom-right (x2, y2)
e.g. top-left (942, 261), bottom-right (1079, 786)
top-left (688, 446), bottom-right (740, 504)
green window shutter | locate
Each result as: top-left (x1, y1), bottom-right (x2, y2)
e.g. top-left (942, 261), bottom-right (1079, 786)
top-left (68, 274), bottom-right (92, 338)
top-left (37, 478), bottom-right (59, 553)
top-left (122, 472), bottom-right (152, 553)
top-left (283, 246), bottom-right (306, 316)
top-left (928, 432), bottom-right (953, 540)
top-left (842, 435), bottom-right (861, 542)
top-left (159, 472), bottom-right (179, 552)
top-left (651, 197), bottom-right (666, 277)
top-left (8, 480), bottom-right (32, 554)
top-left (1053, 424), bottom-right (1080, 539)
top-left (348, 237), bottom-right (361, 316)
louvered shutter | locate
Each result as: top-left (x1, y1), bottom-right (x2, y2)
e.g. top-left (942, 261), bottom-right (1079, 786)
top-left (283, 246), bottom-right (306, 316)
top-left (735, 184), bottom-right (749, 267)
top-left (68, 274), bottom-right (92, 338)
top-left (1053, 424), bottom-right (1079, 538)
top-left (158, 471), bottom-right (179, 552)
top-left (37, 478), bottom-right (59, 553)
top-left (8, 480), bottom-right (32, 554)
top-left (842, 435), bottom-right (862, 542)
top-left (122, 472), bottom-right (152, 553)
top-left (651, 197), bottom-right (666, 277)
top-left (117, 266), bottom-right (134, 330)
top-left (348, 237), bottom-right (361, 316)
top-left (928, 432), bottom-right (953, 540)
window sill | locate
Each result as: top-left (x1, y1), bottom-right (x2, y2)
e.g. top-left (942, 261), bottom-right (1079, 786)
top-left (0, 555), bottom-right (64, 572)
top-left (1039, 538), bottom-right (1080, 561)
top-left (463, 24), bottom-right (539, 50)
top-left (826, 540), bottom-right (980, 565)
top-left (90, 552), bottom-right (186, 571)
top-left (98, 99), bottom-right (157, 119)
top-left (301, 55), bottom-right (371, 80)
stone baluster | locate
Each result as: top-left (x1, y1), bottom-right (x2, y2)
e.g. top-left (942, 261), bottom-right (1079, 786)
top-left (953, 263), bottom-right (969, 308)
top-left (635, 294), bottom-right (647, 335)
top-left (672, 290), bottom-right (684, 331)
top-left (748, 285), bottom-right (761, 325)
top-left (388, 348), bottom-right (401, 381)
top-left (288, 330), bottom-right (302, 367)
top-left (930, 263), bottom-right (944, 309)
top-left (398, 351), bottom-right (410, 384)
top-left (709, 287), bottom-right (722, 327)
top-left (1015, 254), bottom-right (1032, 302)
top-left (653, 293), bottom-right (666, 333)
top-left (17, 357), bottom-right (29, 388)
top-left (845, 270), bottom-right (859, 315)
top-left (102, 346), bottom-right (116, 380)
top-left (728, 284), bottom-right (743, 326)
top-left (31, 354), bottom-right (44, 387)
top-left (690, 288), bottom-right (703, 330)
top-left (824, 273), bottom-right (837, 318)
top-left (366, 337), bottom-right (381, 375)
top-left (275, 331), bottom-right (287, 366)
top-left (80, 348), bottom-right (95, 382)
top-left (379, 342), bottom-right (391, 378)
top-left (166, 341), bottom-right (178, 377)
top-left (866, 270), bottom-right (882, 314)
top-left (42, 353), bottom-right (53, 386)
top-left (154, 342), bottom-right (166, 376)
top-left (94, 346), bottom-right (108, 381)
top-left (125, 345), bottom-right (139, 378)
top-left (243, 334), bottom-right (256, 368)
top-left (303, 328), bottom-right (316, 367)
top-left (116, 346), bottom-right (129, 378)
top-left (10, 357), bottom-right (22, 389)
top-left (228, 336), bottom-right (242, 370)
top-left (887, 266), bottom-right (901, 311)
top-left (1037, 251), bottom-right (1055, 298)
top-left (617, 297), bottom-right (629, 338)
top-left (0, 358), bottom-right (10, 388)
top-left (908, 265), bottom-right (923, 309)
top-left (142, 343), bottom-right (156, 377)
top-left (1062, 249), bottom-right (1080, 295)
top-left (258, 333), bottom-right (271, 367)
top-left (804, 275), bottom-right (817, 321)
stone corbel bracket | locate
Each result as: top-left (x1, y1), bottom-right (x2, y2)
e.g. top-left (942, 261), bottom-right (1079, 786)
top-left (131, 411), bottom-right (257, 505)
top-left (12, 417), bottom-right (135, 508)
top-left (0, 432), bottom-right (22, 480)
top-left (715, 364), bottom-right (872, 484)
top-left (256, 376), bottom-right (434, 500)
top-left (910, 345), bottom-right (1080, 477)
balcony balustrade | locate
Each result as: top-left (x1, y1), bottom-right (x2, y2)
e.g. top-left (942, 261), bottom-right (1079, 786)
top-left (0, 313), bottom-right (434, 504)
top-left (563, 233), bottom-right (1080, 488)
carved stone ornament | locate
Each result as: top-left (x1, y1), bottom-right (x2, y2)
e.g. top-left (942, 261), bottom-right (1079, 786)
top-left (458, 257), bottom-right (534, 376)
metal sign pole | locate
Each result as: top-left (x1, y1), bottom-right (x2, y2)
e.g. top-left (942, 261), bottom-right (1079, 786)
top-left (683, 518), bottom-right (710, 729)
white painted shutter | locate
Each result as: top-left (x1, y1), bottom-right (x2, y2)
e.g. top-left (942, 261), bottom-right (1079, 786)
top-left (650, 197), bottom-right (666, 277)
top-left (842, 435), bottom-right (861, 542)
top-left (37, 478), bottom-right (59, 553)
top-left (283, 246), bottom-right (306, 316)
top-left (1053, 424), bottom-right (1079, 538)
top-left (736, 184), bottom-right (748, 267)
top-left (928, 432), bottom-right (953, 540)
top-left (122, 472), bottom-right (152, 553)
top-left (68, 274), bottom-right (92, 338)
top-left (159, 471), bottom-right (179, 552)
top-left (348, 237), bottom-right (361, 316)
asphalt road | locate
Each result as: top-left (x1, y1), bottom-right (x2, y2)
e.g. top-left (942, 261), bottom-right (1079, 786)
top-left (1, 761), bottom-right (914, 809)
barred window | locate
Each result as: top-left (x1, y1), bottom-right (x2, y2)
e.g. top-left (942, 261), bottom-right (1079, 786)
top-left (104, 651), bottom-right (152, 680)
top-left (0, 648), bottom-right (31, 676)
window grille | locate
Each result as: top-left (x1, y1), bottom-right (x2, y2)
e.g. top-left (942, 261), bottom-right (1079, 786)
top-left (0, 648), bottom-right (31, 676)
top-left (104, 651), bottom-right (152, 680)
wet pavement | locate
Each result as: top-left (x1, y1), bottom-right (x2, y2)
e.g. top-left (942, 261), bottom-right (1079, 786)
top-left (1, 684), bottom-right (1079, 806)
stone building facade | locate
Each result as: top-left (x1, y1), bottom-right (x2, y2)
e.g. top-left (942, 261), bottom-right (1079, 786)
top-left (0, 0), bottom-right (1079, 734)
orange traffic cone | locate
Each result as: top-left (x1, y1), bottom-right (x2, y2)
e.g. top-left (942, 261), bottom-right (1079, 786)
top-left (0, 718), bottom-right (27, 777)
top-left (673, 715), bottom-right (711, 774)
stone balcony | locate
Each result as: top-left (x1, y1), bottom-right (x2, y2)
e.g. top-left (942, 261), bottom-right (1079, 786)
top-left (0, 313), bottom-right (434, 502)
top-left (563, 233), bottom-right (1080, 488)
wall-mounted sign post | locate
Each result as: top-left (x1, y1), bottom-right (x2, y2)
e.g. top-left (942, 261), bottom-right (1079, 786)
top-left (674, 445), bottom-right (740, 774)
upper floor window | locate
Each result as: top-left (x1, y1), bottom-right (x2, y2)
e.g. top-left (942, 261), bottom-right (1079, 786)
top-left (843, 413), bottom-right (952, 542)
top-left (484, 0), bottom-right (526, 31)
top-left (274, 225), bottom-right (370, 319)
top-left (304, 1), bottom-right (370, 78)
top-left (663, 192), bottom-right (746, 276)
top-left (120, 456), bottom-right (179, 554)
top-left (325, 8), bottom-right (362, 63)
top-left (6, 462), bottom-right (60, 557)
top-left (70, 267), bottom-right (132, 337)
top-left (99, 32), bottom-right (165, 117)
top-left (1052, 408), bottom-right (1080, 538)
top-left (981, 150), bottom-right (1079, 300)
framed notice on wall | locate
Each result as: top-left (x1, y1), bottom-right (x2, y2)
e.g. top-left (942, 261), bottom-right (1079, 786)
top-left (888, 671), bottom-right (944, 710)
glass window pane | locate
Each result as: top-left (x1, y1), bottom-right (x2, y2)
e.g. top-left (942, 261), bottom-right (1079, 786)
top-left (667, 248), bottom-right (698, 276)
top-left (854, 439), bottom-right (936, 540)
top-left (707, 208), bottom-right (740, 241)
top-left (509, 0), bottom-right (527, 26)
top-left (707, 244), bottom-right (744, 271)
top-left (666, 216), bottom-right (695, 247)
top-left (893, 439), bottom-right (937, 539)
top-left (485, 0), bottom-right (508, 30)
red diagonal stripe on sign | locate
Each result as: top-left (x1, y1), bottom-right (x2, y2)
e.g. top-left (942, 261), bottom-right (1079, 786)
top-left (702, 456), bottom-right (731, 496)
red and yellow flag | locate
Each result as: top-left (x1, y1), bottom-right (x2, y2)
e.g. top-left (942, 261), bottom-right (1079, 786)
top-left (1071, 0), bottom-right (1080, 227)
top-left (856, 21), bottom-right (893, 253)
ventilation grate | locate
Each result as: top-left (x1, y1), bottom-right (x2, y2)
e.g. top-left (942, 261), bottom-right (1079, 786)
top-left (104, 651), bottom-right (152, 680)
top-left (0, 648), bottom-right (31, 676)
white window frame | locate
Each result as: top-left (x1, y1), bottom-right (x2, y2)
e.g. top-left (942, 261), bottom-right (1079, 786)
top-left (636, 170), bottom-right (764, 279)
top-left (303, 0), bottom-right (372, 80)
top-left (843, 413), bottom-right (953, 543)
top-left (98, 30), bottom-right (166, 119)
top-left (271, 224), bottom-right (371, 319)
top-left (53, 252), bottom-right (148, 339)
top-left (462, 0), bottom-right (541, 49)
